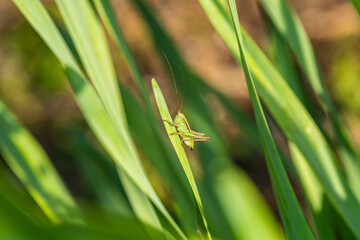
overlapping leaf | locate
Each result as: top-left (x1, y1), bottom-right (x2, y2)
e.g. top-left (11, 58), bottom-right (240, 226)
top-left (132, 1), bottom-right (284, 239)
top-left (198, 0), bottom-right (360, 237)
top-left (11, 0), bottom-right (185, 239)
top-left (0, 100), bottom-right (81, 223)
top-left (259, 0), bottom-right (360, 204)
top-left (227, 0), bottom-right (315, 238)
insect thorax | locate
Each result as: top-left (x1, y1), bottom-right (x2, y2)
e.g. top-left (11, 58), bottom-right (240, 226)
top-left (174, 112), bottom-right (195, 150)
top-left (174, 112), bottom-right (190, 133)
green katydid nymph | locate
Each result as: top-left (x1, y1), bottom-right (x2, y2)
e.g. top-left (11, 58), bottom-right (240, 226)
top-left (162, 53), bottom-right (209, 150)
top-left (163, 112), bottom-right (210, 150)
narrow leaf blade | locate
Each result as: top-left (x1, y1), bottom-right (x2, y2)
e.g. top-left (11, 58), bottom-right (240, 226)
top-left (227, 1), bottom-right (315, 239)
top-left (152, 78), bottom-right (212, 239)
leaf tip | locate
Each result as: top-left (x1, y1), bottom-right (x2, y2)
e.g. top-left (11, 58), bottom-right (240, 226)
top-left (151, 78), bottom-right (157, 85)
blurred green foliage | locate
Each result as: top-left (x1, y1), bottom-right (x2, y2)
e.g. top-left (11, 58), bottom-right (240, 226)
top-left (330, 43), bottom-right (360, 115)
top-left (4, 23), bottom-right (64, 91)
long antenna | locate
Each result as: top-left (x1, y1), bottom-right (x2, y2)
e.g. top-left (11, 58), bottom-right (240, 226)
top-left (179, 67), bottom-right (185, 113)
top-left (162, 51), bottom-right (179, 111)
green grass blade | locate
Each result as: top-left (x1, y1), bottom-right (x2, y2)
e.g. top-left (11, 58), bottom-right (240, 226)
top-left (266, 22), bottom-right (306, 105)
top-left (227, 1), bottom-right (315, 238)
top-left (54, 1), bottom-right (165, 238)
top-left (0, 191), bottom-right (47, 240)
top-left (210, 166), bottom-right (284, 240)
top-left (259, 0), bottom-right (360, 202)
top-left (55, 0), bottom-right (126, 129)
top-left (0, 163), bottom-right (49, 224)
top-left (0, 100), bottom-right (81, 223)
top-left (0, 189), bottom-right (165, 240)
top-left (267, 24), bottom-right (336, 240)
top-left (66, 129), bottom-right (132, 217)
top-left (152, 78), bottom-right (212, 239)
top-left (259, 0), bottom-right (322, 98)
top-left (198, 0), bottom-right (360, 237)
top-left (119, 172), bottom-right (167, 240)
top-left (11, 1), bottom-right (185, 238)
top-left (92, 0), bottom-right (150, 111)
top-left (290, 144), bottom-right (336, 240)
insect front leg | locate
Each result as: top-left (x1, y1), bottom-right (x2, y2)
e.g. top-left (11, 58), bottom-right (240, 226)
top-left (162, 119), bottom-right (179, 135)
top-left (162, 119), bottom-right (179, 127)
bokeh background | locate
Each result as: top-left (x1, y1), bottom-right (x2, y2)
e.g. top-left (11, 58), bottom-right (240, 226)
top-left (0, 0), bottom-right (360, 227)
